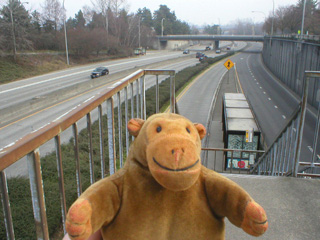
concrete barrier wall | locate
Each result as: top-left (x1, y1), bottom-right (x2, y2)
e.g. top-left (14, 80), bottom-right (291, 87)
top-left (262, 39), bottom-right (320, 108)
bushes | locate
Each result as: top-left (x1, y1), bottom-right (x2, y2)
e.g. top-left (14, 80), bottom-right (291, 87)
top-left (0, 52), bottom-right (234, 239)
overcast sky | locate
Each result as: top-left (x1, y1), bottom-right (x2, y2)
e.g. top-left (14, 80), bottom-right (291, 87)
top-left (23, 0), bottom-right (298, 26)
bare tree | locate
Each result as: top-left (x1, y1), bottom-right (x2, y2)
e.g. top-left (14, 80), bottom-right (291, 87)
top-left (41, 0), bottom-right (63, 32)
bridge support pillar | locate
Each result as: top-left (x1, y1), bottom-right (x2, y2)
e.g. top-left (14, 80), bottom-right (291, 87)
top-left (215, 40), bottom-right (220, 49)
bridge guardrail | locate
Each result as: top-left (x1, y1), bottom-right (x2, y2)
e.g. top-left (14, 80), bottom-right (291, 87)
top-left (250, 71), bottom-right (320, 178)
top-left (0, 69), bottom-right (176, 239)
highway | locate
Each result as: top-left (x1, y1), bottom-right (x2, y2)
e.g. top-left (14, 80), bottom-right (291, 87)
top-left (0, 41), bottom-right (239, 177)
top-left (177, 42), bottom-right (319, 167)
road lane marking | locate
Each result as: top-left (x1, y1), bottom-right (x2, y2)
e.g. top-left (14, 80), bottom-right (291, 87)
top-left (0, 53), bottom-right (181, 95)
top-left (268, 98), bottom-right (271, 101)
top-left (274, 105), bottom-right (278, 109)
top-left (282, 115), bottom-right (286, 119)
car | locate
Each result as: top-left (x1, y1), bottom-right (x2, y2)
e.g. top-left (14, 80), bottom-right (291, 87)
top-left (91, 67), bottom-right (109, 79)
top-left (183, 50), bottom-right (190, 54)
top-left (199, 55), bottom-right (208, 61)
top-left (226, 46), bottom-right (231, 50)
top-left (205, 46), bottom-right (211, 51)
top-left (196, 52), bottom-right (204, 58)
top-left (216, 49), bottom-right (221, 54)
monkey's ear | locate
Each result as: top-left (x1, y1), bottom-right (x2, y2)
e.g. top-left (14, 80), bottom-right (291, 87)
top-left (194, 123), bottom-right (206, 140)
top-left (128, 118), bottom-right (145, 137)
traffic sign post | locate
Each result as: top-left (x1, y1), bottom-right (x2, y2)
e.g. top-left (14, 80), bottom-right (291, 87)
top-left (224, 59), bottom-right (234, 84)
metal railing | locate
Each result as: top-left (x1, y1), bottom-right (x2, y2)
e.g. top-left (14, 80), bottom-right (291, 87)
top-left (250, 71), bottom-right (320, 178)
top-left (0, 69), bottom-right (175, 239)
top-left (202, 148), bottom-right (265, 174)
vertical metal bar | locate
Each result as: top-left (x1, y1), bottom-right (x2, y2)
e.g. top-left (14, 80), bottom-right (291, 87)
top-left (72, 123), bottom-right (82, 197)
top-left (293, 75), bottom-right (309, 177)
top-left (170, 75), bottom-right (176, 113)
top-left (87, 113), bottom-right (95, 184)
top-left (311, 101), bottom-right (320, 173)
top-left (136, 79), bottom-right (140, 118)
top-left (272, 145), bottom-right (277, 176)
top-left (269, 148), bottom-right (274, 175)
top-left (214, 150), bottom-right (217, 171)
top-left (281, 126), bottom-right (290, 175)
top-left (156, 75), bottom-right (160, 113)
top-left (98, 105), bottom-right (105, 178)
top-left (230, 151), bottom-right (234, 173)
top-left (277, 138), bottom-right (283, 176)
top-left (130, 82), bottom-right (134, 142)
top-left (0, 171), bottom-right (15, 240)
top-left (140, 76), bottom-right (146, 119)
top-left (54, 135), bottom-right (67, 234)
top-left (27, 149), bottom-right (49, 240)
top-left (107, 98), bottom-right (116, 175)
top-left (125, 86), bottom-right (130, 157)
top-left (117, 92), bottom-right (123, 168)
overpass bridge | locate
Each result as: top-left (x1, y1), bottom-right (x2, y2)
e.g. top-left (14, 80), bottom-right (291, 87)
top-left (157, 35), bottom-right (265, 49)
top-left (0, 68), bottom-right (319, 239)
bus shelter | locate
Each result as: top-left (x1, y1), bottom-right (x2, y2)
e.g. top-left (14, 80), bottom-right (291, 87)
top-left (222, 93), bottom-right (262, 170)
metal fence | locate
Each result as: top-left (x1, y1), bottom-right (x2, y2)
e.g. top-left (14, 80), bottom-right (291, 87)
top-left (0, 69), bottom-right (175, 239)
top-left (250, 71), bottom-right (320, 178)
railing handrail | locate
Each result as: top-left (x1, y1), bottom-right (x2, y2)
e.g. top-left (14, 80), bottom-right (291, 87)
top-left (0, 69), bottom-right (175, 171)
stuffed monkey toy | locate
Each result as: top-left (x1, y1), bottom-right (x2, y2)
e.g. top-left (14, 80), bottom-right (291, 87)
top-left (66, 113), bottom-right (268, 240)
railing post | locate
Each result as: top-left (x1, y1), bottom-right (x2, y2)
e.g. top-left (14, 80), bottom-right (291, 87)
top-left (170, 75), bottom-right (175, 113)
top-left (107, 98), bottom-right (116, 175)
top-left (98, 105), bottom-right (105, 178)
top-left (125, 86), bottom-right (130, 157)
top-left (27, 149), bottom-right (49, 240)
top-left (117, 92), bottom-right (123, 168)
top-left (86, 113), bottom-right (95, 184)
top-left (140, 76), bottom-right (146, 119)
top-left (293, 73), bottom-right (309, 177)
top-left (0, 171), bottom-right (15, 240)
top-left (72, 123), bottom-right (82, 197)
top-left (156, 75), bottom-right (160, 113)
top-left (54, 135), bottom-right (67, 234)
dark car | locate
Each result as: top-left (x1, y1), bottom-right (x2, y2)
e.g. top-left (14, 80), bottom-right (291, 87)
top-left (196, 52), bottom-right (204, 58)
top-left (205, 46), bottom-right (211, 51)
top-left (91, 67), bottom-right (109, 79)
top-left (183, 50), bottom-right (190, 54)
top-left (199, 55), bottom-right (208, 61)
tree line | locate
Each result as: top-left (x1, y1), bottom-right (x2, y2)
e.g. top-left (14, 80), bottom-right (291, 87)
top-left (1, 0), bottom-right (319, 61)
top-left (0, 0), bottom-right (192, 60)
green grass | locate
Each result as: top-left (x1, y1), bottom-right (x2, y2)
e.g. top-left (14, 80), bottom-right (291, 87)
top-left (0, 52), bottom-right (234, 239)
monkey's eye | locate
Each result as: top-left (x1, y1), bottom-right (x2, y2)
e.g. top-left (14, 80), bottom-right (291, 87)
top-left (156, 126), bottom-right (162, 133)
top-left (186, 127), bottom-right (191, 133)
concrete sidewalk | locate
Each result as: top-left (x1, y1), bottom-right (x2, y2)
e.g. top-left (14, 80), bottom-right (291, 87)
top-left (177, 62), bottom-right (320, 239)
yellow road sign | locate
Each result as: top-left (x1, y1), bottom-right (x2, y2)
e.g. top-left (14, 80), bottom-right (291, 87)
top-left (224, 59), bottom-right (234, 70)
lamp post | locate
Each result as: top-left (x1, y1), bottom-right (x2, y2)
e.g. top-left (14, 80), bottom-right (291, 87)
top-left (138, 15), bottom-right (141, 48)
top-left (252, 11), bottom-right (267, 35)
top-left (62, 0), bottom-right (69, 65)
top-left (270, 0), bottom-right (275, 44)
top-left (161, 18), bottom-right (165, 37)
top-left (9, 0), bottom-right (28, 61)
top-left (301, 0), bottom-right (307, 38)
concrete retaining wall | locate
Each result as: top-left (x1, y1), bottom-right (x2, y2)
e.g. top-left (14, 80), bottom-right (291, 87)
top-left (262, 39), bottom-right (320, 108)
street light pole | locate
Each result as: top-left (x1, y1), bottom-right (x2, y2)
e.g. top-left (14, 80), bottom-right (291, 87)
top-left (161, 18), bottom-right (165, 37)
top-left (9, 1), bottom-right (28, 61)
top-left (301, 0), bottom-right (307, 37)
top-left (62, 0), bottom-right (69, 65)
top-left (9, 8), bottom-right (17, 61)
top-left (270, 0), bottom-right (275, 45)
top-left (138, 16), bottom-right (141, 48)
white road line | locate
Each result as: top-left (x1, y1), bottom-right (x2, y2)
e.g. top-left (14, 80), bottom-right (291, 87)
top-left (263, 92), bottom-right (266, 94)
top-left (282, 115), bottom-right (286, 119)
top-left (0, 54), bottom-right (179, 94)
top-left (268, 98), bottom-right (272, 101)
top-left (308, 146), bottom-right (313, 152)
top-left (275, 105), bottom-right (278, 109)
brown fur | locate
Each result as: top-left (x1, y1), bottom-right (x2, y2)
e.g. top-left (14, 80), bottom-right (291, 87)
top-left (66, 113), bottom-right (268, 240)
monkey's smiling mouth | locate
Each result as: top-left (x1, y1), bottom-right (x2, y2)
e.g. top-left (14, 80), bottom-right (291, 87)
top-left (152, 157), bottom-right (199, 172)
